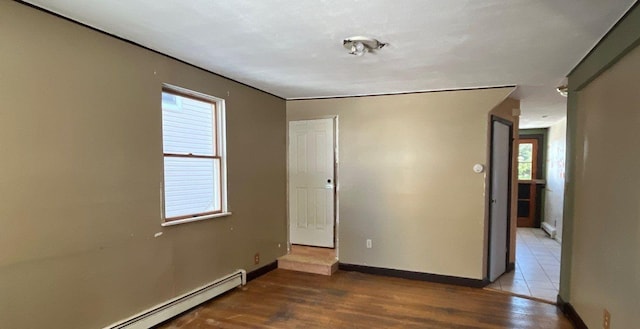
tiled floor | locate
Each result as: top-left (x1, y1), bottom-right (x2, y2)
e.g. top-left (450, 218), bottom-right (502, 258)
top-left (486, 228), bottom-right (561, 302)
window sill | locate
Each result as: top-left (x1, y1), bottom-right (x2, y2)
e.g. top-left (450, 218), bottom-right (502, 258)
top-left (517, 179), bottom-right (546, 185)
top-left (161, 212), bottom-right (232, 227)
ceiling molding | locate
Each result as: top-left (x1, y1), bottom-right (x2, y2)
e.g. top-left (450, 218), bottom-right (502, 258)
top-left (13, 0), bottom-right (287, 101)
top-left (568, 0), bottom-right (640, 91)
top-left (18, 0), bottom-right (636, 127)
top-left (286, 85), bottom-right (517, 101)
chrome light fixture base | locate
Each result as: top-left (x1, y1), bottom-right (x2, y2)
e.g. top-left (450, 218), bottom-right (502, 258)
top-left (556, 85), bottom-right (568, 97)
top-left (343, 36), bottom-right (387, 56)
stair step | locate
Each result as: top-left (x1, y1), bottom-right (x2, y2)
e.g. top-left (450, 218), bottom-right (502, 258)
top-left (278, 254), bottom-right (338, 276)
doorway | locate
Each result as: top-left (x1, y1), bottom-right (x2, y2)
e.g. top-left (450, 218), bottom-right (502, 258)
top-left (288, 118), bottom-right (336, 248)
top-left (486, 126), bottom-right (564, 303)
top-left (488, 117), bottom-right (513, 282)
top-left (517, 138), bottom-right (539, 227)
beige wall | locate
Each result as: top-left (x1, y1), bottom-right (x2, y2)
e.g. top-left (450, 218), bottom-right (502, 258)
top-left (544, 118), bottom-right (566, 242)
top-left (287, 88), bottom-right (516, 279)
top-left (0, 2), bottom-right (286, 328)
top-left (569, 43), bottom-right (640, 328)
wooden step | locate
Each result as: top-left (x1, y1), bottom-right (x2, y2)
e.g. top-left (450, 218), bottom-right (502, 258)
top-left (277, 245), bottom-right (338, 276)
top-left (278, 253), bottom-right (338, 276)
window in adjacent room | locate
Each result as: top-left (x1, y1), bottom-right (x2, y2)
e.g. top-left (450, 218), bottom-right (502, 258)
top-left (517, 140), bottom-right (537, 180)
top-left (161, 85), bottom-right (228, 225)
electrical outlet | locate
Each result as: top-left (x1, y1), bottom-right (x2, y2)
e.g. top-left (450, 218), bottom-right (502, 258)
top-left (254, 253), bottom-right (260, 265)
top-left (366, 239), bottom-right (372, 249)
top-left (603, 309), bottom-right (610, 329)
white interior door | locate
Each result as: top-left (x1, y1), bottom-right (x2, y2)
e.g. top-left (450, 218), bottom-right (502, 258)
top-left (489, 119), bottom-right (511, 282)
top-left (288, 119), bottom-right (335, 248)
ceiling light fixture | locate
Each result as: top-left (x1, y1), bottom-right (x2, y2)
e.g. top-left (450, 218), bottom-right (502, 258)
top-left (343, 36), bottom-right (387, 56)
top-left (556, 85), bottom-right (568, 97)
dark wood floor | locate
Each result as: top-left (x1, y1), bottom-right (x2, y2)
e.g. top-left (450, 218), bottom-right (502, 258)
top-left (157, 269), bottom-right (573, 329)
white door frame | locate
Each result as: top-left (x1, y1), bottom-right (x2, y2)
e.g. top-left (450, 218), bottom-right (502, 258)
top-left (287, 116), bottom-right (338, 252)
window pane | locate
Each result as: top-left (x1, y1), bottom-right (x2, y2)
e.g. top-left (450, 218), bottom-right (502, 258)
top-left (162, 93), bottom-right (215, 156)
top-left (518, 143), bottom-right (533, 162)
top-left (518, 183), bottom-right (531, 198)
top-left (518, 162), bottom-right (532, 180)
top-left (518, 200), bottom-right (530, 217)
top-left (162, 92), bottom-right (178, 106)
top-left (164, 157), bottom-right (221, 218)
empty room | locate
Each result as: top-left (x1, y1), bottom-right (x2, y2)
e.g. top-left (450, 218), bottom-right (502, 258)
top-left (1, 1), bottom-right (639, 328)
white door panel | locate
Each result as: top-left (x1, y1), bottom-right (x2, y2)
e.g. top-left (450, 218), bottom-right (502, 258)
top-left (289, 119), bottom-right (335, 247)
top-left (489, 120), bottom-right (510, 282)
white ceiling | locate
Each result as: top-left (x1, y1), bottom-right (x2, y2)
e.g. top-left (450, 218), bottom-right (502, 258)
top-left (25, 0), bottom-right (636, 128)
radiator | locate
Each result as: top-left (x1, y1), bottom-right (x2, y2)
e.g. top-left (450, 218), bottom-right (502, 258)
top-left (104, 269), bottom-right (246, 329)
top-left (541, 222), bottom-right (556, 239)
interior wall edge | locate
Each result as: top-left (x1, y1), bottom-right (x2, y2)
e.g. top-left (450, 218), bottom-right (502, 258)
top-left (568, 2), bottom-right (640, 91)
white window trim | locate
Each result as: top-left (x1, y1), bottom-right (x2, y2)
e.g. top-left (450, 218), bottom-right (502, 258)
top-left (160, 83), bottom-right (230, 226)
top-left (161, 212), bottom-right (232, 227)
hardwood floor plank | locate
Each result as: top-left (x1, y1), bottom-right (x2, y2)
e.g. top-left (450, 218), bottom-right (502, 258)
top-left (156, 269), bottom-right (573, 329)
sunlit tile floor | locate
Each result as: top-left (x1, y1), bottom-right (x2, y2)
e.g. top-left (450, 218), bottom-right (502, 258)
top-left (486, 228), bottom-right (561, 302)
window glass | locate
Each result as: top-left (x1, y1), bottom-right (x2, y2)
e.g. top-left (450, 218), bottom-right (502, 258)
top-left (518, 143), bottom-right (533, 180)
top-left (161, 88), bottom-right (226, 222)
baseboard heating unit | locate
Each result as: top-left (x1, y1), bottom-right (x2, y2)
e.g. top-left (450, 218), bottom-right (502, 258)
top-left (541, 222), bottom-right (557, 239)
top-left (104, 269), bottom-right (246, 329)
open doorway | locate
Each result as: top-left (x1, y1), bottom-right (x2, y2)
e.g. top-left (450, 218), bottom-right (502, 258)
top-left (486, 121), bottom-right (566, 302)
top-left (517, 136), bottom-right (543, 228)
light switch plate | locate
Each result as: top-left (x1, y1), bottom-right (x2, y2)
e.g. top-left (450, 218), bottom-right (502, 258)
top-left (473, 164), bottom-right (485, 173)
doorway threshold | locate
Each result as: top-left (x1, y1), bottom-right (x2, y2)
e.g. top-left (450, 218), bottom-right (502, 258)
top-left (485, 228), bottom-right (561, 303)
top-left (278, 245), bottom-right (338, 276)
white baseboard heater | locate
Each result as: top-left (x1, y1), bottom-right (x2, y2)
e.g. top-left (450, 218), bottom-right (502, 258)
top-left (104, 269), bottom-right (246, 329)
top-left (541, 222), bottom-right (557, 239)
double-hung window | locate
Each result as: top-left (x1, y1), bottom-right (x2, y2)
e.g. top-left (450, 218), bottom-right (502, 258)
top-left (161, 85), bottom-right (228, 225)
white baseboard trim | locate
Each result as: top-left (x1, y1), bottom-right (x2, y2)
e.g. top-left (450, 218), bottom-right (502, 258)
top-left (104, 269), bottom-right (246, 329)
top-left (541, 222), bottom-right (557, 239)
